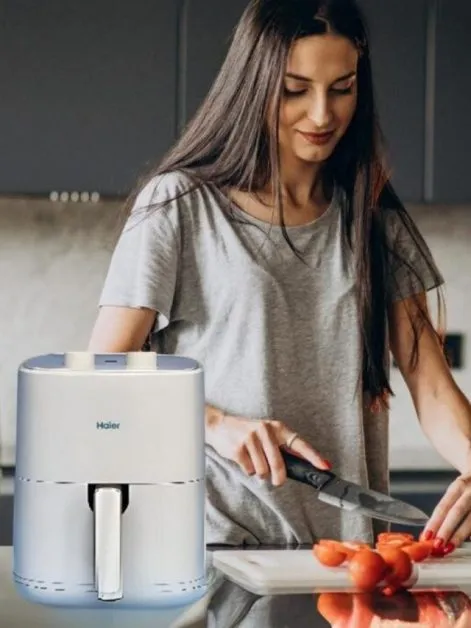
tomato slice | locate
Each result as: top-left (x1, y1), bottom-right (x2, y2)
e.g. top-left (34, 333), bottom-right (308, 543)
top-left (375, 539), bottom-right (413, 552)
top-left (401, 541), bottom-right (433, 562)
top-left (341, 541), bottom-right (371, 560)
top-left (313, 542), bottom-right (347, 567)
top-left (347, 549), bottom-right (388, 592)
top-left (316, 539), bottom-right (370, 561)
top-left (377, 532), bottom-right (415, 544)
top-left (377, 546), bottom-right (413, 586)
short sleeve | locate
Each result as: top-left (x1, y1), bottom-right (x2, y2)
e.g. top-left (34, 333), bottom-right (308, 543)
top-left (383, 209), bottom-right (445, 303)
top-left (99, 174), bottom-right (181, 331)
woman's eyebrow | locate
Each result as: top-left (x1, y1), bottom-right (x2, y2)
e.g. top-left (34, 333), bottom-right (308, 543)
top-left (285, 70), bottom-right (357, 83)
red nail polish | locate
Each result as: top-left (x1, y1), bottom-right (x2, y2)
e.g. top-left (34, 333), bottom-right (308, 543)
top-left (443, 542), bottom-right (455, 555)
top-left (434, 537), bottom-right (445, 550)
top-left (422, 530), bottom-right (434, 541)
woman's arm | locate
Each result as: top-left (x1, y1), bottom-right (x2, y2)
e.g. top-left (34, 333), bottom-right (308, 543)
top-left (389, 292), bottom-right (471, 550)
top-left (388, 293), bottom-right (471, 474)
top-left (88, 306), bottom-right (156, 352)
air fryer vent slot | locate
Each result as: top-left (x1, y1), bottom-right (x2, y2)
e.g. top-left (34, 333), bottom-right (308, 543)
top-left (14, 572), bottom-right (95, 593)
top-left (153, 575), bottom-right (206, 593)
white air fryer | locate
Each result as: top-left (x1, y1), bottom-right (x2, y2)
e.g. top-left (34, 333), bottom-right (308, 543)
top-left (12, 351), bottom-right (207, 608)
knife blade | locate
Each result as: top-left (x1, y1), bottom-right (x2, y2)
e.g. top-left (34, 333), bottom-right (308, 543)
top-left (281, 450), bottom-right (428, 526)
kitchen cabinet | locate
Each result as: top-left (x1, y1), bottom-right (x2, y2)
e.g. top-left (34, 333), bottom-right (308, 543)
top-left (359, 0), bottom-right (429, 203)
top-left (0, 0), bottom-right (179, 196)
top-left (432, 0), bottom-right (471, 204)
top-left (183, 0), bottom-right (250, 125)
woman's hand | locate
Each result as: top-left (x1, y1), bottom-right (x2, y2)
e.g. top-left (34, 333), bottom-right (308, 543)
top-left (421, 471), bottom-right (471, 554)
top-left (206, 411), bottom-right (331, 486)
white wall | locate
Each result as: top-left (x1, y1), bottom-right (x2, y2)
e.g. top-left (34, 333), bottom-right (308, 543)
top-left (0, 197), bottom-right (470, 469)
top-left (0, 198), bottom-right (120, 465)
top-left (389, 203), bottom-right (471, 470)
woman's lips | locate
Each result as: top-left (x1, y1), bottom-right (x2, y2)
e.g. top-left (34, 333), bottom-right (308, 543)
top-left (298, 130), bottom-right (335, 146)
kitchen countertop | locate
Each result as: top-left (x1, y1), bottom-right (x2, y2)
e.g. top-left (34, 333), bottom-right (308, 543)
top-left (1, 545), bottom-right (471, 627)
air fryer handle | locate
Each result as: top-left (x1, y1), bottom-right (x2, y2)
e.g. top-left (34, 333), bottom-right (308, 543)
top-left (94, 486), bottom-right (123, 602)
top-left (281, 450), bottom-right (335, 489)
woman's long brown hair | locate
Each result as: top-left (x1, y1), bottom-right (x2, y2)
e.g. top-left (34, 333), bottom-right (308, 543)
top-left (123, 0), bottom-right (445, 409)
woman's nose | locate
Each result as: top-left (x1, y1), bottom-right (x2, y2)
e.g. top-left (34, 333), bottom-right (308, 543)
top-left (307, 94), bottom-right (333, 129)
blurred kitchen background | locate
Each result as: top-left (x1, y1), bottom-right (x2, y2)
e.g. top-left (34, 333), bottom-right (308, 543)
top-left (0, 0), bottom-right (469, 540)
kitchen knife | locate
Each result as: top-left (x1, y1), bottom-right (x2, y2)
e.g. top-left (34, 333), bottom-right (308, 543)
top-left (281, 450), bottom-right (428, 526)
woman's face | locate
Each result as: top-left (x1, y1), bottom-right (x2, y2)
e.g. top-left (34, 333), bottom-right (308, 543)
top-left (277, 33), bottom-right (359, 166)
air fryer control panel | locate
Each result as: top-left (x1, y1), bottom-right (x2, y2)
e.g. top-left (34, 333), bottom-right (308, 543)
top-left (22, 352), bottom-right (199, 372)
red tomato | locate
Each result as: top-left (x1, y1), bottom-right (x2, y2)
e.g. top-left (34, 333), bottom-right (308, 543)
top-left (377, 546), bottom-right (413, 586)
top-left (341, 541), bottom-right (371, 560)
top-left (316, 539), bottom-right (369, 562)
top-left (401, 541), bottom-right (433, 562)
top-left (377, 532), bottom-right (415, 544)
top-left (348, 550), bottom-right (388, 592)
top-left (313, 542), bottom-right (347, 567)
top-left (376, 539), bottom-right (413, 550)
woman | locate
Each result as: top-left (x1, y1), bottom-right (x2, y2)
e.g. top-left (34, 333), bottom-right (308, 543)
top-left (89, 0), bottom-right (471, 552)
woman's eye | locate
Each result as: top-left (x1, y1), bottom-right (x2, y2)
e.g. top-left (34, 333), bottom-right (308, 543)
top-left (284, 87), bottom-right (307, 97)
top-left (331, 85), bottom-right (354, 95)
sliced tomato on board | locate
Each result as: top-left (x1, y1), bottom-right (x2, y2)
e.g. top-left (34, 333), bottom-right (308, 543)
top-left (401, 541), bottom-right (433, 562)
top-left (312, 530), bottom-right (451, 598)
top-left (313, 542), bottom-right (348, 567)
top-left (375, 532), bottom-right (415, 552)
top-left (347, 549), bottom-right (388, 592)
top-left (314, 539), bottom-right (371, 564)
top-left (376, 546), bottom-right (413, 595)
top-left (377, 532), bottom-right (415, 544)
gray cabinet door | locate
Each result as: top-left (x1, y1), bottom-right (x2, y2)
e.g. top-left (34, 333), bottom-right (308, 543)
top-left (432, 0), bottom-right (471, 203)
top-left (0, 0), bottom-right (179, 196)
top-left (359, 0), bottom-right (429, 203)
top-left (183, 0), bottom-right (248, 125)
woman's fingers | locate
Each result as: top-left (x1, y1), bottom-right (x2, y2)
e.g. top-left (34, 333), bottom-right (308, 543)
top-left (257, 421), bottom-right (287, 486)
top-left (236, 418), bottom-right (332, 486)
top-left (424, 476), bottom-right (471, 552)
top-left (447, 507), bottom-right (471, 551)
top-left (276, 421), bottom-right (331, 471)
top-left (423, 478), bottom-right (464, 540)
top-left (234, 444), bottom-right (256, 477)
top-left (288, 437), bottom-right (332, 471)
top-left (245, 431), bottom-right (270, 479)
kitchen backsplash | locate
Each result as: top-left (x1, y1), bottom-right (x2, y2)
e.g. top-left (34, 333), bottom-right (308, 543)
top-left (0, 197), bottom-right (470, 469)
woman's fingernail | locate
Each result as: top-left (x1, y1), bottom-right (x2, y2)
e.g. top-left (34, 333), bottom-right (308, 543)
top-left (323, 460), bottom-right (332, 470)
top-left (422, 530), bottom-right (434, 541)
top-left (443, 542), bottom-right (455, 555)
top-left (433, 537), bottom-right (445, 550)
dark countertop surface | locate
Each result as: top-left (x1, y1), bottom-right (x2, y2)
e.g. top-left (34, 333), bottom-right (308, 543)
top-left (1, 544), bottom-right (471, 627)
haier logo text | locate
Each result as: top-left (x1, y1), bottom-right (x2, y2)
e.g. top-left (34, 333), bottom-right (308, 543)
top-left (96, 422), bottom-right (120, 430)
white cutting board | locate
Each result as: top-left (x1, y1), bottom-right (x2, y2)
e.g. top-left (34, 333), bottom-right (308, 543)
top-left (213, 544), bottom-right (471, 596)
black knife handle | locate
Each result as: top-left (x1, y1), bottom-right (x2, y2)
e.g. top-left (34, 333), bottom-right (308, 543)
top-left (281, 450), bottom-right (335, 490)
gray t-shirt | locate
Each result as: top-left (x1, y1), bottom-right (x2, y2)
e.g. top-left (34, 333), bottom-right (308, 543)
top-left (99, 171), bottom-right (443, 546)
